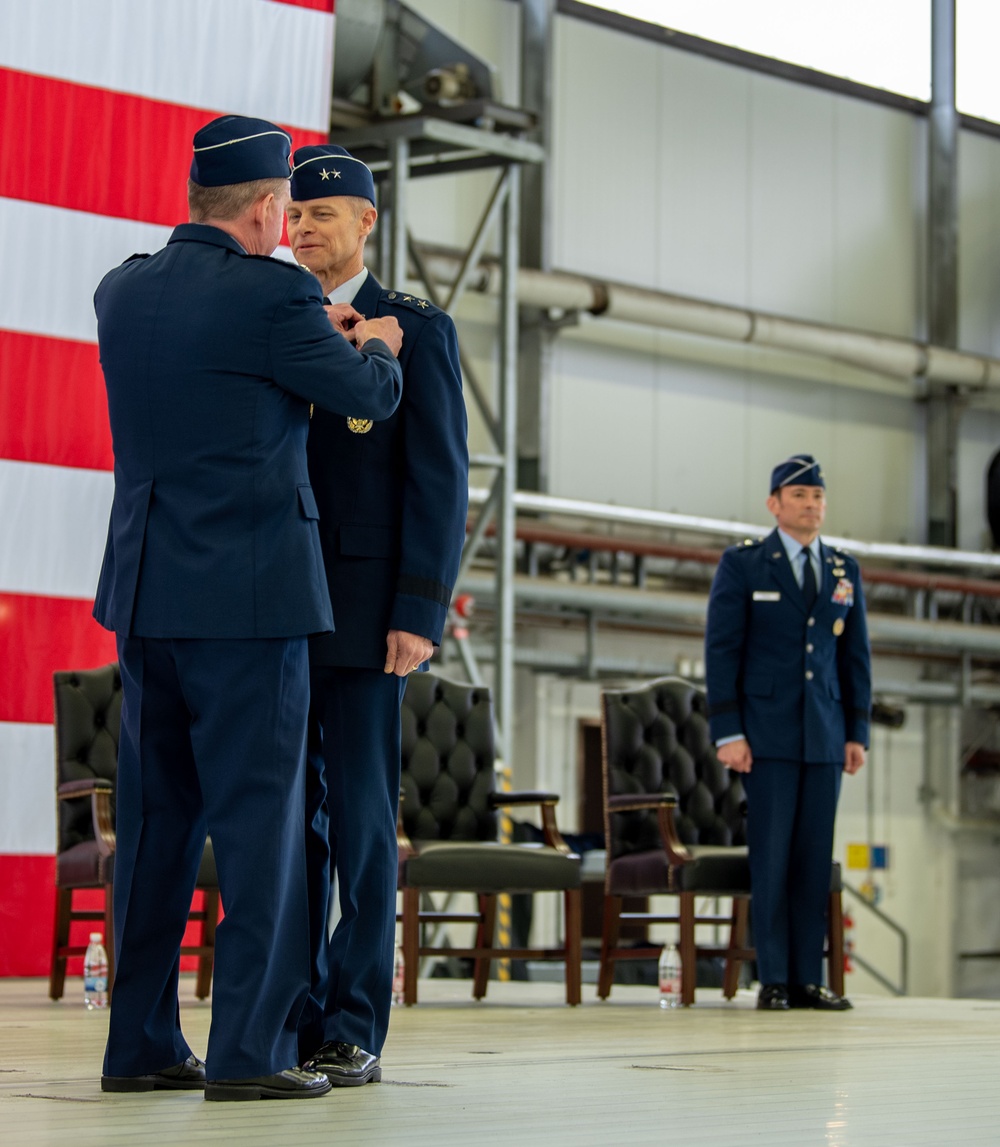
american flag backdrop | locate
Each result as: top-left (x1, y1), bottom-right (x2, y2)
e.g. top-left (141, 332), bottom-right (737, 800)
top-left (0, 0), bottom-right (336, 975)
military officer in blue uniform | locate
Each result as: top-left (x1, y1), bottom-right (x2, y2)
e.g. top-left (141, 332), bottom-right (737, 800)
top-left (94, 116), bottom-right (404, 1100)
top-left (704, 455), bottom-right (871, 1011)
top-left (285, 145), bottom-right (468, 1084)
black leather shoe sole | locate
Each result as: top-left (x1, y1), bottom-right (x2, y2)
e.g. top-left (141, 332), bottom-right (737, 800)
top-left (102, 1056), bottom-right (206, 1092)
top-left (205, 1076), bottom-right (332, 1101)
top-left (101, 1073), bottom-right (205, 1092)
top-left (323, 1064), bottom-right (382, 1088)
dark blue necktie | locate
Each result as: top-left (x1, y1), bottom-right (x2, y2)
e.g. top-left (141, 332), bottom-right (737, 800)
top-left (801, 550), bottom-right (817, 612)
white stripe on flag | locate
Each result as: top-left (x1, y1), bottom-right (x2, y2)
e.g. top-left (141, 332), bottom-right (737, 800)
top-left (0, 199), bottom-right (170, 345)
top-left (0, 459), bottom-right (114, 600)
top-left (0, 722), bottom-right (56, 853)
top-left (0, 0), bottom-right (334, 131)
top-left (0, 198), bottom-right (297, 346)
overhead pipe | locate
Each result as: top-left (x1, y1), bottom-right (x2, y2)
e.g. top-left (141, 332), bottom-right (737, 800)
top-left (457, 572), bottom-right (1000, 657)
top-left (468, 486), bottom-right (1000, 575)
top-left (418, 245), bottom-right (1000, 391)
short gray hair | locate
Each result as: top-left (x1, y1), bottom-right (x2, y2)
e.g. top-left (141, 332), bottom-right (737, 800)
top-left (188, 177), bottom-right (289, 222)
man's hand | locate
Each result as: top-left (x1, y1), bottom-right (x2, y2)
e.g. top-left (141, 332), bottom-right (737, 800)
top-left (717, 737), bottom-right (753, 773)
top-left (324, 303), bottom-right (363, 342)
top-left (844, 741), bottom-right (866, 775)
top-left (355, 315), bottom-right (403, 357)
top-left (385, 630), bottom-right (433, 677)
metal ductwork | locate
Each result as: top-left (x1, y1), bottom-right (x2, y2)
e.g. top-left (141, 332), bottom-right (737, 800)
top-left (332, 0), bottom-right (498, 115)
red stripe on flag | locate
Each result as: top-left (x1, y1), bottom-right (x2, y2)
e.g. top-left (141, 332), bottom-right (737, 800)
top-left (0, 329), bottom-right (112, 471)
top-left (0, 593), bottom-right (117, 725)
top-left (0, 855), bottom-right (217, 978)
top-left (0, 854), bottom-right (57, 976)
top-left (270, 0), bottom-right (334, 9)
top-left (0, 69), bottom-right (328, 227)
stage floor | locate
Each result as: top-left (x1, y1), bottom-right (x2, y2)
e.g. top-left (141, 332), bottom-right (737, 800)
top-left (2, 976), bottom-right (999, 1146)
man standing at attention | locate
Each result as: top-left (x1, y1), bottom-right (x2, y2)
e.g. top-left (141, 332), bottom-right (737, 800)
top-left (285, 144), bottom-right (468, 1085)
top-left (704, 455), bottom-right (870, 1012)
top-left (95, 116), bottom-right (403, 1100)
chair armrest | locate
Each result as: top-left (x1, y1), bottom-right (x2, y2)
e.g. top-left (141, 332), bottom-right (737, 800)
top-left (487, 790), bottom-right (574, 856)
top-left (607, 793), bottom-right (676, 813)
top-left (57, 778), bottom-right (113, 798)
top-left (57, 778), bottom-right (115, 858)
top-left (607, 792), bottom-right (691, 865)
top-left (396, 787), bottom-right (415, 858)
top-left (487, 790), bottom-right (560, 808)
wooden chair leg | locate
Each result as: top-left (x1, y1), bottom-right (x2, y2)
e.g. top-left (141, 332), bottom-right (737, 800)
top-left (472, 894), bottom-right (496, 1000)
top-left (104, 881), bottom-right (115, 999)
top-left (827, 888), bottom-right (845, 997)
top-left (679, 892), bottom-right (697, 1007)
top-left (195, 888), bottom-right (219, 1000)
top-left (563, 888), bottom-right (582, 1006)
top-left (402, 887), bottom-right (420, 1005)
top-left (49, 887), bottom-right (72, 1001)
top-left (723, 897), bottom-right (749, 999)
top-left (597, 894), bottom-right (623, 1000)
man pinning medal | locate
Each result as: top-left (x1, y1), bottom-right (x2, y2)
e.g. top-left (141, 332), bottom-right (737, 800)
top-left (704, 455), bottom-right (871, 1012)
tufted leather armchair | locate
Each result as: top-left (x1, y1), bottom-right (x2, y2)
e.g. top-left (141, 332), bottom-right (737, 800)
top-left (598, 676), bottom-right (844, 1005)
top-left (397, 673), bottom-right (582, 1005)
top-left (50, 663), bottom-right (219, 1001)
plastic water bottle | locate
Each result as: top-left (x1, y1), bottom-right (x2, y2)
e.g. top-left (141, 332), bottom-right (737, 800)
top-left (391, 943), bottom-right (405, 1006)
top-left (658, 942), bottom-right (681, 1009)
top-left (83, 932), bottom-right (109, 1010)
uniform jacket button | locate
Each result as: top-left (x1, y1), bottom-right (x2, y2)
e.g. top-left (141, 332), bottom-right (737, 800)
top-left (805, 670), bottom-right (814, 680)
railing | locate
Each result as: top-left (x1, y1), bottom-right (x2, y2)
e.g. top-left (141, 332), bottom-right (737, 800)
top-left (843, 881), bottom-right (909, 996)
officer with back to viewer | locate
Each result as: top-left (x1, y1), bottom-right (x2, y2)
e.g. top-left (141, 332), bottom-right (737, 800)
top-left (94, 115), bottom-right (403, 1100)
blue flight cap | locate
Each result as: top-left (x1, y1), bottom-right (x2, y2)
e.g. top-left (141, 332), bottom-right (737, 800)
top-left (290, 145), bottom-right (376, 205)
top-left (770, 454), bottom-right (825, 493)
top-left (190, 115), bottom-right (292, 187)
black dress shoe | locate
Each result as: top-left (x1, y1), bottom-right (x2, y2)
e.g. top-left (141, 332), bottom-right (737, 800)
top-left (102, 1054), bottom-right (207, 1092)
top-left (789, 984), bottom-right (852, 1011)
top-left (757, 983), bottom-right (790, 1010)
top-left (204, 1066), bottom-right (332, 1101)
top-left (302, 1041), bottom-right (382, 1087)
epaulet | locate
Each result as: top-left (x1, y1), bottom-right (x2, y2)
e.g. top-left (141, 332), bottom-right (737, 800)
top-left (247, 254), bottom-right (312, 273)
top-left (124, 253), bottom-right (150, 262)
top-left (381, 290), bottom-right (442, 317)
top-left (733, 536), bottom-right (764, 552)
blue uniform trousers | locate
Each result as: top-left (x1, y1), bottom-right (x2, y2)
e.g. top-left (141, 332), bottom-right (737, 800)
top-left (741, 758), bottom-right (843, 987)
top-left (105, 635), bottom-right (312, 1080)
top-left (300, 667), bottom-right (406, 1058)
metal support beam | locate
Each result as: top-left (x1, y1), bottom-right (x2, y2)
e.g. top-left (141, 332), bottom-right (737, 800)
top-left (927, 0), bottom-right (960, 547)
top-left (494, 165), bottom-right (521, 760)
top-left (387, 136), bottom-right (409, 290)
top-left (518, 0), bottom-right (555, 491)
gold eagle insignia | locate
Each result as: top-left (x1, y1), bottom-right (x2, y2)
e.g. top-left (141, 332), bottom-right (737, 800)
top-left (347, 417), bottom-right (373, 434)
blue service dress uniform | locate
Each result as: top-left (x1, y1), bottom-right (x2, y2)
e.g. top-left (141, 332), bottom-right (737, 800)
top-left (300, 271), bottom-right (468, 1058)
top-left (704, 528), bottom-right (871, 987)
top-left (93, 224), bottom-right (403, 1081)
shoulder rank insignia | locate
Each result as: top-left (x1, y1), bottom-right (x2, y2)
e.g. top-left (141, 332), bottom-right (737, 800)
top-left (347, 417), bottom-right (373, 434)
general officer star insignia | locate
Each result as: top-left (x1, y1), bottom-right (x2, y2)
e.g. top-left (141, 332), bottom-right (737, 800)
top-left (319, 168), bottom-right (342, 181)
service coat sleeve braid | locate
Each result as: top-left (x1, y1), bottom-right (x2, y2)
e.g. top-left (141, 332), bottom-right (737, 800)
top-left (388, 312), bottom-right (469, 643)
top-left (705, 547), bottom-right (750, 744)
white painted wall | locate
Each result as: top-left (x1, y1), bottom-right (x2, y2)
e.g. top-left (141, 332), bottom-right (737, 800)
top-left (404, 1), bottom-right (1000, 996)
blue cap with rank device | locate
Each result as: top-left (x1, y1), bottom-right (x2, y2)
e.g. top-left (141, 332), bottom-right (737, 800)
top-left (770, 454), bottom-right (825, 493)
top-left (290, 144), bottom-right (376, 204)
top-left (190, 115), bottom-right (292, 186)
